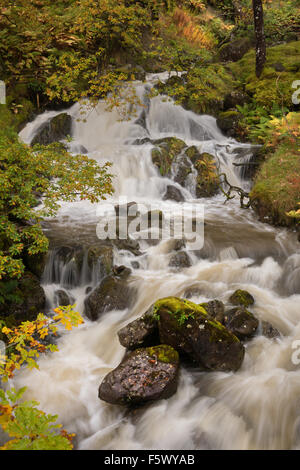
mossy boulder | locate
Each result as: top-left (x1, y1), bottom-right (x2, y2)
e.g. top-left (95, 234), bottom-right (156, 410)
top-left (194, 153), bottom-right (220, 198)
top-left (217, 110), bottom-right (243, 138)
top-left (154, 297), bottom-right (245, 372)
top-left (229, 42), bottom-right (300, 110)
top-left (219, 37), bottom-right (252, 62)
top-left (118, 310), bottom-right (159, 350)
top-left (229, 289), bottom-right (255, 308)
top-left (151, 137), bottom-right (186, 177)
top-left (31, 113), bottom-right (72, 146)
top-left (163, 185), bottom-right (185, 202)
top-left (223, 90), bottom-right (251, 110)
top-left (201, 300), bottom-right (225, 324)
top-left (224, 307), bottom-right (259, 340)
top-left (98, 345), bottom-right (179, 406)
top-left (84, 270), bottom-right (135, 321)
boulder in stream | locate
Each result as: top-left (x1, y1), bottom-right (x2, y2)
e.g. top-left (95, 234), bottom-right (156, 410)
top-left (31, 113), bottom-right (72, 146)
top-left (169, 251), bottom-right (192, 269)
top-left (118, 308), bottom-right (159, 350)
top-left (154, 297), bottom-right (245, 372)
top-left (84, 268), bottom-right (135, 320)
top-left (98, 345), bottom-right (179, 406)
top-left (224, 307), bottom-right (259, 340)
top-left (261, 320), bottom-right (280, 339)
top-left (163, 185), bottom-right (185, 202)
top-left (229, 289), bottom-right (255, 308)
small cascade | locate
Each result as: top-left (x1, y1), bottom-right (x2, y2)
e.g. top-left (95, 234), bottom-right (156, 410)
top-left (41, 246), bottom-right (113, 311)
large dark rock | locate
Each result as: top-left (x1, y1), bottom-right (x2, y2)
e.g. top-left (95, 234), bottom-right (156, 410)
top-left (224, 90), bottom-right (251, 110)
top-left (118, 309), bottom-right (159, 350)
top-left (155, 297), bottom-right (245, 372)
top-left (84, 269), bottom-right (135, 321)
top-left (217, 111), bottom-right (243, 138)
top-left (261, 320), bottom-right (280, 339)
top-left (31, 113), bottom-right (72, 146)
top-left (163, 185), bottom-right (185, 202)
top-left (169, 251), bottom-right (192, 269)
top-left (201, 300), bottom-right (225, 324)
top-left (55, 289), bottom-right (74, 307)
top-left (113, 237), bottom-right (141, 256)
top-left (87, 244), bottom-right (114, 277)
top-left (98, 345), bottom-right (179, 406)
top-left (219, 38), bottom-right (252, 62)
top-left (224, 307), bottom-right (259, 340)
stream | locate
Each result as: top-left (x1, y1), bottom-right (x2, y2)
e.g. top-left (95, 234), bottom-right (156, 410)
top-left (15, 72), bottom-right (300, 450)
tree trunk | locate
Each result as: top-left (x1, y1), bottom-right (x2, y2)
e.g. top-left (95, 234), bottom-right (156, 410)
top-left (252, 0), bottom-right (266, 78)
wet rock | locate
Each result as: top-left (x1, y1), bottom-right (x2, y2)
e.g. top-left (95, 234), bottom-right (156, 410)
top-left (261, 320), bottom-right (280, 339)
top-left (155, 297), bottom-right (245, 371)
top-left (131, 261), bottom-right (140, 269)
top-left (84, 269), bottom-right (135, 321)
top-left (184, 146), bottom-right (201, 165)
top-left (132, 137), bottom-right (152, 146)
top-left (87, 244), bottom-right (114, 277)
top-left (195, 153), bottom-right (220, 198)
top-left (163, 185), bottom-right (184, 202)
top-left (31, 113), bottom-right (72, 146)
top-left (201, 300), bottom-right (225, 324)
top-left (224, 307), bottom-right (259, 340)
top-left (112, 265), bottom-right (132, 278)
top-left (118, 310), bottom-right (159, 350)
top-left (229, 289), bottom-right (255, 308)
top-left (113, 237), bottom-right (141, 256)
top-left (98, 345), bottom-right (179, 406)
top-left (169, 251), bottom-right (192, 269)
top-left (171, 239), bottom-right (186, 252)
top-left (151, 137), bottom-right (186, 177)
top-left (218, 38), bottom-right (252, 62)
top-left (55, 289), bottom-right (74, 307)
top-left (184, 287), bottom-right (203, 299)
top-left (217, 111), bottom-right (243, 138)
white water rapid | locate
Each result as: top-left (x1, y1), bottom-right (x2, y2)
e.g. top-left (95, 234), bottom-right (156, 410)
top-left (15, 74), bottom-right (300, 450)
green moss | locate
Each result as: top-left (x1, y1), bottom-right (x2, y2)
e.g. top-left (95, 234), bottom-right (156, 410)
top-left (250, 134), bottom-right (300, 227)
top-left (151, 137), bottom-right (186, 176)
top-left (177, 63), bottom-right (235, 116)
top-left (153, 296), bottom-right (240, 344)
top-left (229, 289), bottom-right (255, 308)
top-left (229, 42), bottom-right (300, 109)
top-left (147, 345), bottom-right (179, 364)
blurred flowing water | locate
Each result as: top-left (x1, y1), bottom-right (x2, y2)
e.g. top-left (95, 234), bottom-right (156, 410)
top-left (15, 74), bottom-right (300, 450)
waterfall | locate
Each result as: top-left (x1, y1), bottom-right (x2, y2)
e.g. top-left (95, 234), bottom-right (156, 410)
top-left (13, 73), bottom-right (300, 450)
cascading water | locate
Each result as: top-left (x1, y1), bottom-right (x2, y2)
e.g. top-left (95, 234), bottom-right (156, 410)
top-left (15, 74), bottom-right (300, 450)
